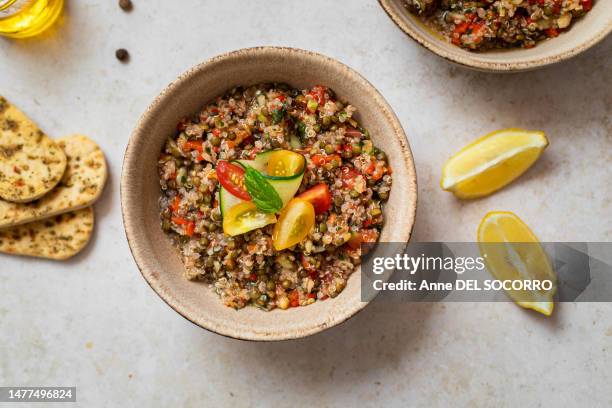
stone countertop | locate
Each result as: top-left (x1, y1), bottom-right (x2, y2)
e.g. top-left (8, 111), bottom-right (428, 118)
top-left (1, 1), bottom-right (611, 406)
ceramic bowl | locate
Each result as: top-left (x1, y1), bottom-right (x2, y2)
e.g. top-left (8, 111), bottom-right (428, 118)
top-left (121, 47), bottom-right (417, 341)
top-left (379, 0), bottom-right (612, 72)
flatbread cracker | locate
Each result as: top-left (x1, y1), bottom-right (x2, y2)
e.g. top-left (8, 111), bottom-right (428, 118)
top-left (0, 96), bottom-right (67, 203)
top-left (0, 207), bottom-right (94, 260)
top-left (0, 135), bottom-right (107, 228)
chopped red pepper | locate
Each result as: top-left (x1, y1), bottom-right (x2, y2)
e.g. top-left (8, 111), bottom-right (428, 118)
top-left (347, 229), bottom-right (379, 250)
top-left (365, 160), bottom-right (376, 174)
top-left (311, 154), bottom-right (341, 166)
top-left (308, 85), bottom-right (327, 106)
top-left (545, 28), bottom-right (559, 38)
top-left (185, 222), bottom-right (195, 237)
top-left (183, 140), bottom-right (203, 153)
top-left (371, 165), bottom-right (386, 181)
top-left (289, 290), bottom-right (300, 308)
top-left (171, 216), bottom-right (189, 225)
top-left (171, 216), bottom-right (195, 237)
top-left (454, 22), bottom-right (470, 35)
top-left (170, 196), bottom-right (181, 213)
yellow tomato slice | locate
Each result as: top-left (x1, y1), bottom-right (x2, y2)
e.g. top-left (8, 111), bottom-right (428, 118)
top-left (272, 199), bottom-right (315, 250)
top-left (267, 150), bottom-right (305, 178)
top-left (222, 202), bottom-right (277, 236)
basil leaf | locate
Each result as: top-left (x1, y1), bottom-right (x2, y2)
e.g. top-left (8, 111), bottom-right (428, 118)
top-left (244, 166), bottom-right (283, 213)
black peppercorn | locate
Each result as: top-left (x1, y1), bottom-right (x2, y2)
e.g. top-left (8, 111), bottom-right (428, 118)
top-left (118, 0), bottom-right (133, 12)
top-left (115, 48), bottom-right (129, 62)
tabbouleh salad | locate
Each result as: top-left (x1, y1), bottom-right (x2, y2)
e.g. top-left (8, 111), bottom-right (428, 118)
top-left (158, 84), bottom-right (392, 311)
top-left (404, 0), bottom-right (594, 50)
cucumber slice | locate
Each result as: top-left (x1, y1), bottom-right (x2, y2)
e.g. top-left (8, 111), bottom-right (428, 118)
top-left (268, 174), bottom-right (304, 208)
top-left (233, 151), bottom-right (274, 172)
top-left (251, 150), bottom-right (276, 171)
top-left (234, 150), bottom-right (276, 172)
top-left (219, 186), bottom-right (245, 217)
top-left (289, 134), bottom-right (302, 149)
top-left (234, 159), bottom-right (265, 173)
top-left (233, 150), bottom-right (306, 209)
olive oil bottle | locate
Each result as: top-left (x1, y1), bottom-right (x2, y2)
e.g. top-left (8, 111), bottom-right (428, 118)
top-left (0, 0), bottom-right (63, 38)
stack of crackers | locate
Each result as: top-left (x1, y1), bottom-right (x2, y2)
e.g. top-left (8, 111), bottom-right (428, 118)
top-left (0, 96), bottom-right (107, 260)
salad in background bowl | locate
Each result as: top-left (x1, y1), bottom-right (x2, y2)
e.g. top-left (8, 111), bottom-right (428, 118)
top-left (379, 0), bottom-right (612, 71)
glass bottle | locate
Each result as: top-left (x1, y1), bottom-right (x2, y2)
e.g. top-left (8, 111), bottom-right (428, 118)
top-left (0, 0), bottom-right (64, 38)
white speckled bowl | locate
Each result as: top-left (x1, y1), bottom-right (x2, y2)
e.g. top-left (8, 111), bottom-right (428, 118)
top-left (379, 0), bottom-right (612, 72)
top-left (121, 47), bottom-right (417, 341)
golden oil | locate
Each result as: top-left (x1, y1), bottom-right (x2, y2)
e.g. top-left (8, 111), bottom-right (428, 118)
top-left (0, 0), bottom-right (64, 38)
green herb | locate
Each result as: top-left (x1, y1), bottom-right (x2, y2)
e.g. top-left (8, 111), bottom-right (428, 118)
top-left (244, 166), bottom-right (283, 213)
top-left (297, 121), bottom-right (306, 140)
top-left (271, 106), bottom-right (286, 124)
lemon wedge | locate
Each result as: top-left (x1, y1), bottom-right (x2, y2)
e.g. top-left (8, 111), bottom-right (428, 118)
top-left (478, 211), bottom-right (557, 316)
top-left (441, 129), bottom-right (548, 199)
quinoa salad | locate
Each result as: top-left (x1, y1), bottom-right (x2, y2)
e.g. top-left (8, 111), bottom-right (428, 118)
top-left (158, 84), bottom-right (392, 311)
top-left (404, 0), bottom-right (594, 50)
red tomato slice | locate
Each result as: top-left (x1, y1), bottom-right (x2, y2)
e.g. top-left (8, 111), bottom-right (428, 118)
top-left (297, 183), bottom-right (331, 214)
top-left (216, 161), bottom-right (251, 200)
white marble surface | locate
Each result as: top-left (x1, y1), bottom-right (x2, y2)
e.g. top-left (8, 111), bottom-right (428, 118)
top-left (1, 1), bottom-right (611, 406)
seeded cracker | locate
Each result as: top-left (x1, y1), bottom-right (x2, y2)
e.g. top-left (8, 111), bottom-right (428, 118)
top-left (0, 96), bottom-right (67, 202)
top-left (0, 207), bottom-right (94, 260)
top-left (0, 135), bottom-right (107, 228)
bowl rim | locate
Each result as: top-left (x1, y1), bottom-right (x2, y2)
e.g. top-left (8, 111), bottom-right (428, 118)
top-left (121, 46), bottom-right (418, 341)
top-left (378, 0), bottom-right (612, 72)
